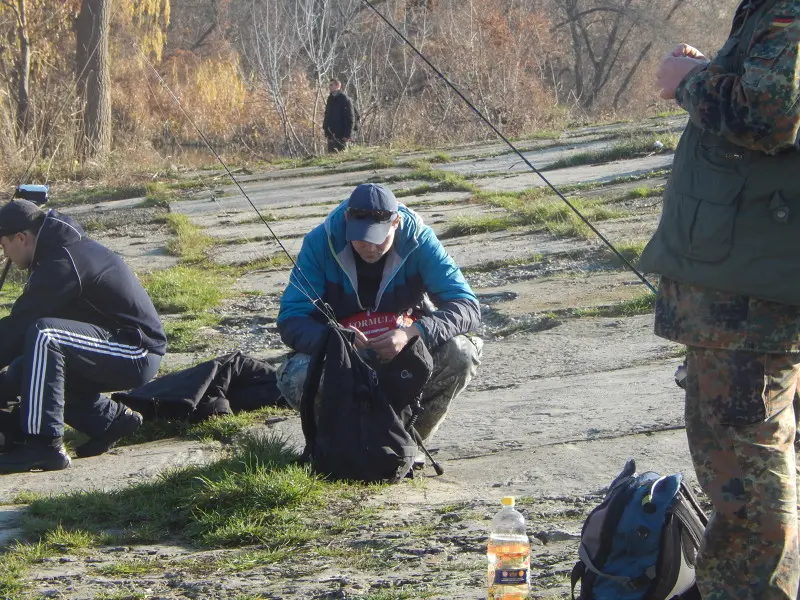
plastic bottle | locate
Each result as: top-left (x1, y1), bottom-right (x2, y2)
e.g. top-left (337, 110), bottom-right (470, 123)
top-left (487, 496), bottom-right (530, 600)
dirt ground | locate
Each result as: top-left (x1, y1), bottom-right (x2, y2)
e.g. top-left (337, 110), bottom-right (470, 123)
top-left (0, 116), bottom-right (703, 599)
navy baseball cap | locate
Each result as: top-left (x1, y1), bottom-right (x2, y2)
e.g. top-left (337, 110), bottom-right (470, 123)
top-left (345, 183), bottom-right (399, 244)
top-left (0, 199), bottom-right (45, 238)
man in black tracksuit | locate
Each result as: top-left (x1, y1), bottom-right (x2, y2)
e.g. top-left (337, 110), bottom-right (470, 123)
top-left (322, 79), bottom-right (355, 153)
top-left (0, 199), bottom-right (167, 473)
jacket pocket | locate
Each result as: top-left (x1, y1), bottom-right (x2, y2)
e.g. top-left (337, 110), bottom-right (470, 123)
top-left (664, 163), bottom-right (745, 263)
top-left (742, 42), bottom-right (786, 85)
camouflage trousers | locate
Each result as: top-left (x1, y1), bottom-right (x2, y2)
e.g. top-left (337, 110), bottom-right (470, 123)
top-left (276, 334), bottom-right (483, 441)
top-left (685, 347), bottom-right (800, 600)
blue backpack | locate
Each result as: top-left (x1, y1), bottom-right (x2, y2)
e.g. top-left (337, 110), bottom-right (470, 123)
top-left (571, 460), bottom-right (707, 600)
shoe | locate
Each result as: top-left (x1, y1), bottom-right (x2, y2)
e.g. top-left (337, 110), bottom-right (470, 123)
top-left (75, 405), bottom-right (143, 458)
top-left (0, 436), bottom-right (71, 473)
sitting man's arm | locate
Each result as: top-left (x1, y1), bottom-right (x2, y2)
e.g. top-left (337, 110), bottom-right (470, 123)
top-left (277, 227), bottom-right (331, 355)
top-left (412, 226), bottom-right (480, 347)
top-left (0, 251), bottom-right (81, 369)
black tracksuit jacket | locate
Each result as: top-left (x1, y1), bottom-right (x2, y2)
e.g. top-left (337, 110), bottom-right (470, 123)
top-left (0, 210), bottom-right (167, 369)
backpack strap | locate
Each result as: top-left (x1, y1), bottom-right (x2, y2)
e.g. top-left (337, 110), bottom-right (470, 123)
top-left (570, 561), bottom-right (585, 600)
top-left (299, 326), bottom-right (333, 461)
top-left (676, 482), bottom-right (709, 527)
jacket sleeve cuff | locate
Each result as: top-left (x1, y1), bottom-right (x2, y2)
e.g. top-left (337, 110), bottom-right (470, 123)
top-left (675, 63), bottom-right (711, 109)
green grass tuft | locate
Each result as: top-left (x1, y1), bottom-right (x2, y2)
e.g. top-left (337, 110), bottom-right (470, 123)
top-left (0, 540), bottom-right (57, 598)
top-left (443, 215), bottom-right (512, 237)
top-left (603, 241), bottom-right (647, 267)
top-left (428, 152), bottom-right (453, 164)
top-left (50, 185), bottom-right (147, 208)
top-left (224, 254), bottom-right (295, 272)
top-left (21, 433), bottom-right (327, 549)
top-left (545, 133), bottom-right (679, 171)
top-left (624, 185), bottom-right (663, 200)
top-left (525, 129), bottom-right (562, 140)
top-left (462, 253), bottom-right (544, 274)
top-left (137, 182), bottom-right (177, 208)
top-left (393, 160), bottom-right (478, 194)
top-left (573, 292), bottom-right (656, 318)
top-left (446, 189), bottom-right (629, 239)
top-left (214, 547), bottom-right (292, 573)
top-left (161, 312), bottom-right (221, 352)
top-left (356, 589), bottom-right (437, 600)
top-left (94, 558), bottom-right (163, 577)
top-left (95, 589), bottom-right (150, 600)
top-left (394, 183), bottom-right (441, 198)
top-left (140, 266), bottom-right (228, 313)
top-left (164, 213), bottom-right (214, 263)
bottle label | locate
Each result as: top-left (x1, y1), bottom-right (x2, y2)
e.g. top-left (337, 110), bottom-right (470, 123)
top-left (494, 568), bottom-right (528, 585)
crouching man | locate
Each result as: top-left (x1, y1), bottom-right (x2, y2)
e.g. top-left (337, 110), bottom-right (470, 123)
top-left (0, 199), bottom-right (167, 473)
top-left (276, 183), bottom-right (482, 442)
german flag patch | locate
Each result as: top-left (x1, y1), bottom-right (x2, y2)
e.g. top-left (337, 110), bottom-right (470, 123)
top-left (772, 16), bottom-right (794, 28)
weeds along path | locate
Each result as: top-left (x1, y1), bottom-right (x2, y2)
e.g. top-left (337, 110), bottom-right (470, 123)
top-left (0, 115), bottom-right (700, 600)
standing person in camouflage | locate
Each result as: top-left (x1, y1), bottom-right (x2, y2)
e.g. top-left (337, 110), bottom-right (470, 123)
top-left (276, 183), bottom-right (482, 444)
top-left (640, 2), bottom-right (800, 598)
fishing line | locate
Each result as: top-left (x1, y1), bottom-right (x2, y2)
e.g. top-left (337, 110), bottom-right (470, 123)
top-left (138, 58), bottom-right (328, 322)
top-left (359, 0), bottom-right (657, 295)
top-left (136, 46), bottom-right (340, 326)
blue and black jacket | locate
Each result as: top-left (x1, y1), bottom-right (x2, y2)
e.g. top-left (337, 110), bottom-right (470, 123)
top-left (0, 210), bottom-right (167, 368)
top-left (278, 201), bottom-right (480, 355)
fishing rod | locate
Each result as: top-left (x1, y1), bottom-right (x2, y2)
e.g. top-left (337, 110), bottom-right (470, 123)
top-left (136, 47), bottom-right (340, 326)
top-left (358, 0), bottom-right (657, 295)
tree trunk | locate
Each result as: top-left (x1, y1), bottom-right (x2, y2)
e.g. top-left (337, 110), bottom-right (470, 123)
top-left (75, 0), bottom-right (111, 158)
top-left (15, 0), bottom-right (30, 137)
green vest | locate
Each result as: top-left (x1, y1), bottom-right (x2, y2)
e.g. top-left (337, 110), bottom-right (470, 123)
top-left (639, 0), bottom-right (800, 305)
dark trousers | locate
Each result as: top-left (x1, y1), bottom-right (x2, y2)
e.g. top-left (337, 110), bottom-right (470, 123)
top-left (326, 137), bottom-right (347, 153)
top-left (15, 318), bottom-right (161, 438)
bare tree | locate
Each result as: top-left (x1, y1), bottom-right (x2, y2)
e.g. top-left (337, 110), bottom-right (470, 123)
top-left (612, 0), bottom-right (681, 110)
top-left (248, 0), bottom-right (308, 155)
top-left (75, 0), bottom-right (111, 157)
top-left (2, 0), bottom-right (30, 137)
top-left (292, 0), bottom-right (358, 152)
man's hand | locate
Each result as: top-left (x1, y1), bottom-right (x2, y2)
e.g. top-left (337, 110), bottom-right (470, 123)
top-left (345, 325), bottom-right (370, 350)
top-left (369, 324), bottom-right (423, 361)
top-left (669, 44), bottom-right (706, 60)
top-left (656, 51), bottom-right (709, 100)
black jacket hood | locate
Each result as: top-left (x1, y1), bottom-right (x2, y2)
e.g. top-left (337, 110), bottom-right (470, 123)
top-left (32, 211), bottom-right (85, 265)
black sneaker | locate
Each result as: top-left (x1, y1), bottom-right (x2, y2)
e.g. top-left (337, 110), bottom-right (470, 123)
top-left (0, 437), bottom-right (71, 473)
top-left (75, 405), bottom-right (143, 458)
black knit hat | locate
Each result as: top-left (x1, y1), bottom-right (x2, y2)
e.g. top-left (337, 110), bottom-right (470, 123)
top-left (0, 199), bottom-right (45, 238)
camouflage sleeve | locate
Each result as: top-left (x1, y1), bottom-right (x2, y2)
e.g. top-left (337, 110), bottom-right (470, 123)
top-left (675, 4), bottom-right (800, 154)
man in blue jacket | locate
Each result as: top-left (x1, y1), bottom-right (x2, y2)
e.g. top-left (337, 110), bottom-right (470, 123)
top-left (277, 183), bottom-right (482, 442)
top-left (0, 199), bottom-right (167, 473)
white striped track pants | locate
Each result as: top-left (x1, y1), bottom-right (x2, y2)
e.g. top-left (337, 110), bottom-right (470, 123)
top-left (16, 318), bottom-right (160, 438)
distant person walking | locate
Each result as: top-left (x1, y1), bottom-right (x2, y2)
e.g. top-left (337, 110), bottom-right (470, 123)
top-left (322, 79), bottom-right (355, 153)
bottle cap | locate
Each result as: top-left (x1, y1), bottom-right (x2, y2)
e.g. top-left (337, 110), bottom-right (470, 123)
top-left (501, 496), bottom-right (515, 507)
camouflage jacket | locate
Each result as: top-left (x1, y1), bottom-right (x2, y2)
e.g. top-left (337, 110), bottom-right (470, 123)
top-left (645, 0), bottom-right (800, 349)
top-left (675, 0), bottom-right (800, 153)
